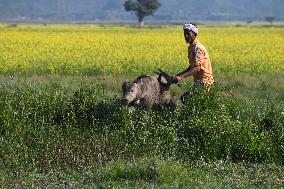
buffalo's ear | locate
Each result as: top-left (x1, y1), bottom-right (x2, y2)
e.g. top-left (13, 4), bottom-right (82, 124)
top-left (158, 75), bottom-right (169, 85)
top-left (122, 81), bottom-right (130, 93)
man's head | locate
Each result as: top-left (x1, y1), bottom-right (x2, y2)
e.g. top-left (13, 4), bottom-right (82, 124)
top-left (183, 23), bottom-right (198, 44)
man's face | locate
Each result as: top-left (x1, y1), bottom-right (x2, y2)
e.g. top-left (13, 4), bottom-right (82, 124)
top-left (184, 30), bottom-right (196, 43)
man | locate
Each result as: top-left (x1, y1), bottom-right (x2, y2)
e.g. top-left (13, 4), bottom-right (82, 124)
top-left (173, 23), bottom-right (214, 103)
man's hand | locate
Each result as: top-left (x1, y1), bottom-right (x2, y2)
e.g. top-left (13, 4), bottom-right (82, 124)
top-left (172, 76), bottom-right (182, 84)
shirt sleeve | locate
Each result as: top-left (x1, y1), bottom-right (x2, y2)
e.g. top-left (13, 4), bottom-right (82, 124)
top-left (192, 47), bottom-right (206, 71)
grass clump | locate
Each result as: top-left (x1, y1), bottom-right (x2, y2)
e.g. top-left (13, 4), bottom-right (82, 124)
top-left (0, 80), bottom-right (284, 187)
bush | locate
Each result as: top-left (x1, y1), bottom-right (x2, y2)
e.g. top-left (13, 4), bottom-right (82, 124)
top-left (0, 82), bottom-right (283, 173)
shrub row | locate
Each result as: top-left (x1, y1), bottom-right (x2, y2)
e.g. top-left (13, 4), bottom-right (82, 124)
top-left (0, 82), bottom-right (283, 171)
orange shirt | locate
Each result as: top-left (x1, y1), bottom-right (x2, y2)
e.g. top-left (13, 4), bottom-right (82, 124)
top-left (188, 39), bottom-right (214, 86)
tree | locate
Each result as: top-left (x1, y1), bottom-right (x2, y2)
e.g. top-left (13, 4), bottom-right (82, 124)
top-left (246, 20), bottom-right (253, 25)
top-left (264, 16), bottom-right (275, 25)
top-left (124, 0), bottom-right (161, 27)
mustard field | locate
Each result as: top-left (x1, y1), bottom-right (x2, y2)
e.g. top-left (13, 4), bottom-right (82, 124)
top-left (0, 24), bottom-right (283, 76)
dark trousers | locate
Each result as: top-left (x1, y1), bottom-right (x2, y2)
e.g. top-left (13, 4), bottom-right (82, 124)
top-left (180, 80), bottom-right (208, 103)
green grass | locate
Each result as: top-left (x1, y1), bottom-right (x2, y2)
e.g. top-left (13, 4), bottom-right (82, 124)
top-left (0, 74), bottom-right (283, 188)
top-left (1, 158), bottom-right (284, 188)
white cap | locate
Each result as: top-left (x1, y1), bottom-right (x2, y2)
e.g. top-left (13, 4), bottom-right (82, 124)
top-left (183, 23), bottom-right (198, 35)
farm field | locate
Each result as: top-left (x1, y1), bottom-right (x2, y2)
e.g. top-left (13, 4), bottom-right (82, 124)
top-left (0, 24), bottom-right (284, 188)
top-left (0, 24), bottom-right (284, 75)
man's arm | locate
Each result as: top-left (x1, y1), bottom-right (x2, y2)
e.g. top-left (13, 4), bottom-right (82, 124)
top-left (174, 66), bottom-right (200, 82)
top-left (176, 66), bottom-right (191, 77)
